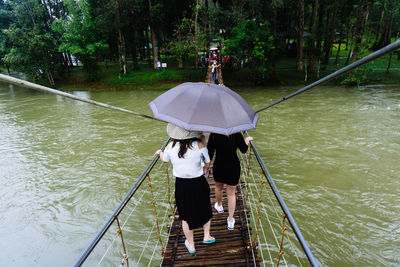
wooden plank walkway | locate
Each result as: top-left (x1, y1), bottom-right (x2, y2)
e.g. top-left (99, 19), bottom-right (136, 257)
top-left (161, 163), bottom-right (260, 266)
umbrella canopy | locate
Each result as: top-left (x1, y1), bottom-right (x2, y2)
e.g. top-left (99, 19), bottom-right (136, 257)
top-left (148, 82), bottom-right (258, 135)
top-left (209, 47), bottom-right (219, 51)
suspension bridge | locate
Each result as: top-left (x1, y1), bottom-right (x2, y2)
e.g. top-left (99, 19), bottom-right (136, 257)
top-left (0, 40), bottom-right (399, 267)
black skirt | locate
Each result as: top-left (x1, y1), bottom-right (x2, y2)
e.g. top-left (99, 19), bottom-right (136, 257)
top-left (175, 175), bottom-right (213, 230)
top-left (213, 161), bottom-right (241, 186)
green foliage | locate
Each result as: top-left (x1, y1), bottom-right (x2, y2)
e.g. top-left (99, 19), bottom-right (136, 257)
top-left (225, 19), bottom-right (274, 84)
top-left (0, 1), bottom-right (13, 70)
top-left (2, 0), bottom-right (65, 84)
top-left (341, 65), bottom-right (374, 86)
top-left (1, 0), bottom-right (399, 86)
top-left (168, 18), bottom-right (196, 65)
top-left (54, 0), bottom-right (108, 81)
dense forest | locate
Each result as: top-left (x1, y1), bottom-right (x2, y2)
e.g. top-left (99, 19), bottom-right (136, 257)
top-left (0, 0), bottom-right (399, 86)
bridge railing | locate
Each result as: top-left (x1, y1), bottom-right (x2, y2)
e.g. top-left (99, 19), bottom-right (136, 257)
top-left (76, 134), bottom-right (318, 267)
top-left (75, 138), bottom-right (174, 267)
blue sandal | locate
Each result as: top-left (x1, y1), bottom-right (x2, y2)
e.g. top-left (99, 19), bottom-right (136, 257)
top-left (202, 237), bottom-right (216, 244)
top-left (184, 239), bottom-right (196, 254)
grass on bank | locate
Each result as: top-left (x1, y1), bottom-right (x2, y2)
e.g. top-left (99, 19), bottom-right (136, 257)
top-left (57, 50), bottom-right (400, 91)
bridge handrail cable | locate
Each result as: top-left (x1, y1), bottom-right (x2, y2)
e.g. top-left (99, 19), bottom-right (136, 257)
top-left (74, 137), bottom-right (171, 267)
top-left (256, 39), bottom-right (400, 113)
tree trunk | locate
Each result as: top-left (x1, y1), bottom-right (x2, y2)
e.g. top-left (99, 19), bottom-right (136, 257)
top-left (345, 22), bottom-right (350, 50)
top-left (47, 69), bottom-right (55, 86)
top-left (386, 31), bottom-right (397, 72)
top-left (335, 28), bottom-right (343, 67)
top-left (178, 31), bottom-right (183, 69)
top-left (375, 0), bottom-right (386, 42)
top-left (132, 35), bottom-right (139, 70)
top-left (146, 28), bottom-right (152, 66)
top-left (270, 0), bottom-right (278, 80)
top-left (351, 1), bottom-right (372, 63)
top-left (118, 29), bottom-right (127, 75)
top-left (308, 0), bottom-right (319, 71)
top-left (205, 0), bottom-right (210, 44)
top-left (373, 1), bottom-right (393, 50)
top-left (141, 29), bottom-right (146, 60)
top-left (115, 0), bottom-right (126, 75)
top-left (150, 27), bottom-right (158, 69)
top-left (296, 0), bottom-right (304, 71)
top-left (316, 1), bottom-right (324, 61)
top-left (67, 53), bottom-right (74, 67)
top-left (148, 0), bottom-right (158, 70)
top-left (323, 1), bottom-right (339, 65)
top-left (194, 0), bottom-right (199, 69)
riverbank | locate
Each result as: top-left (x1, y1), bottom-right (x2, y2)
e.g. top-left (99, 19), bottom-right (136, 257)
top-left (56, 61), bottom-right (400, 92)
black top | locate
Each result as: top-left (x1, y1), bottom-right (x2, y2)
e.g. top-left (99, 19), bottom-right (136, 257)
top-left (207, 133), bottom-right (248, 185)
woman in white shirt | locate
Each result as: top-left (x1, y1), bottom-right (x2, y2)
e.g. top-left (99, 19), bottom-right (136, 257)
top-left (155, 123), bottom-right (214, 254)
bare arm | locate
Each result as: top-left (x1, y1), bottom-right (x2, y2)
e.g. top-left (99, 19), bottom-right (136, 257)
top-left (154, 149), bottom-right (165, 161)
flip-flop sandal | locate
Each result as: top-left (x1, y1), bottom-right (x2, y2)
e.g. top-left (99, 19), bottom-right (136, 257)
top-left (202, 237), bottom-right (216, 244)
top-left (184, 239), bottom-right (196, 254)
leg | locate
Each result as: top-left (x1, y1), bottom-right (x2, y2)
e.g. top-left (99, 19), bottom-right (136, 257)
top-left (182, 220), bottom-right (195, 251)
top-left (215, 182), bottom-right (224, 206)
top-left (226, 185), bottom-right (237, 222)
top-left (202, 220), bottom-right (213, 242)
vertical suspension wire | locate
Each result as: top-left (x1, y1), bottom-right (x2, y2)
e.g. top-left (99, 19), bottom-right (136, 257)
top-left (165, 162), bottom-right (175, 215)
top-left (244, 148), bottom-right (289, 267)
top-left (147, 161), bottom-right (177, 266)
top-left (146, 173), bottom-right (165, 256)
top-left (115, 216), bottom-right (129, 267)
top-left (246, 148), bottom-right (252, 200)
top-left (237, 164), bottom-right (258, 266)
top-left (148, 192), bottom-right (175, 266)
top-left (136, 193), bottom-right (160, 265)
top-left (96, 189), bottom-right (148, 267)
top-left (251, 170), bottom-right (265, 247)
top-left (240, 151), bottom-right (270, 266)
top-left (263, 178), bottom-right (304, 266)
top-left (277, 215), bottom-right (287, 267)
top-left (248, 166), bottom-right (289, 267)
top-left (245, 162), bottom-right (273, 266)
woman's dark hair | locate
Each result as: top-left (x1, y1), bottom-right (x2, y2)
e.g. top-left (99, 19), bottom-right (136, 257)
top-left (172, 137), bottom-right (200, 158)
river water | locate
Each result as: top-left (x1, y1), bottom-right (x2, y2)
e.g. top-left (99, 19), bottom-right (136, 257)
top-left (0, 81), bottom-right (399, 266)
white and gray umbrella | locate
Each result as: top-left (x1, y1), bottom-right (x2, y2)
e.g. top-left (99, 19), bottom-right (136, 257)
top-left (148, 82), bottom-right (258, 135)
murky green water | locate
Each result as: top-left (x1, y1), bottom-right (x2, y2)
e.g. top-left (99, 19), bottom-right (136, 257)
top-left (0, 81), bottom-right (399, 266)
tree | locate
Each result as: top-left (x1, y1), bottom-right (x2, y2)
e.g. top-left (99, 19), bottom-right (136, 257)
top-left (296, 0), bottom-right (304, 71)
top-left (225, 19), bottom-right (274, 84)
top-left (148, 0), bottom-right (158, 69)
top-left (372, 0), bottom-right (394, 50)
top-left (54, 0), bottom-right (108, 81)
top-left (194, 0), bottom-right (199, 69)
top-left (0, 0), bottom-right (13, 73)
top-left (3, 0), bottom-right (65, 85)
top-left (308, 0), bottom-right (319, 71)
top-left (351, 0), bottom-right (375, 63)
top-left (169, 17), bottom-right (195, 68)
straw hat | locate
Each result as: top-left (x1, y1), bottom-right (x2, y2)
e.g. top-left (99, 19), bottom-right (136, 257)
top-left (167, 123), bottom-right (202, 140)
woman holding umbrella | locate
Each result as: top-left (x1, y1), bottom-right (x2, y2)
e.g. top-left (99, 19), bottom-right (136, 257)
top-left (207, 133), bottom-right (253, 230)
top-left (155, 123), bottom-right (215, 254)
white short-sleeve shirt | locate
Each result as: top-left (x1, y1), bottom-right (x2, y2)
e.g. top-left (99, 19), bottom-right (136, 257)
top-left (162, 141), bottom-right (210, 178)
